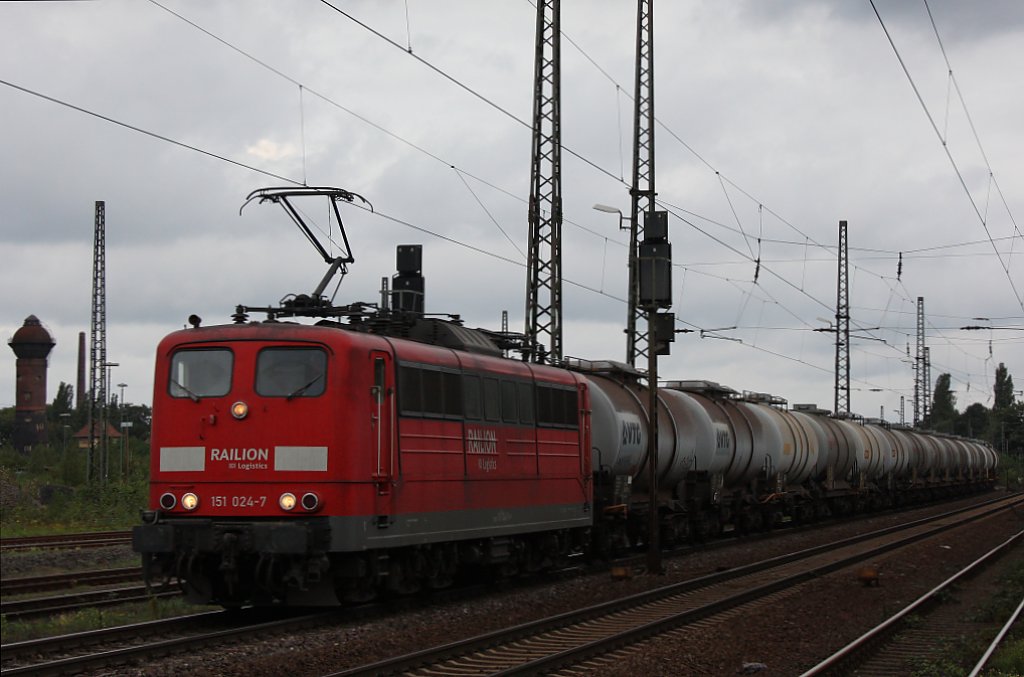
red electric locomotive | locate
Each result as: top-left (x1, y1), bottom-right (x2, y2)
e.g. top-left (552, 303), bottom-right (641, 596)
top-left (134, 187), bottom-right (997, 607)
top-left (133, 188), bottom-right (593, 605)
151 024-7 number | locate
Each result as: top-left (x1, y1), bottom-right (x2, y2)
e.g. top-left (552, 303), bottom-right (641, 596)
top-left (209, 495), bottom-right (268, 508)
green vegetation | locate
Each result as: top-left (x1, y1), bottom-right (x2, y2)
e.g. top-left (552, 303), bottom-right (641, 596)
top-left (918, 363), bottom-right (1024, 486)
top-left (0, 386), bottom-right (152, 537)
top-left (927, 364), bottom-right (1024, 446)
top-left (984, 637), bottom-right (1024, 676)
top-left (911, 630), bottom-right (1024, 677)
top-left (971, 561), bottom-right (1024, 623)
top-left (0, 596), bottom-right (217, 643)
top-left (0, 445), bottom-right (150, 536)
top-left (908, 562), bottom-right (1024, 677)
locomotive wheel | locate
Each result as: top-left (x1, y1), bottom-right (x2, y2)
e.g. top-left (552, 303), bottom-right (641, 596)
top-left (386, 550), bottom-right (424, 596)
top-left (423, 545), bottom-right (456, 590)
top-left (338, 577), bottom-right (377, 603)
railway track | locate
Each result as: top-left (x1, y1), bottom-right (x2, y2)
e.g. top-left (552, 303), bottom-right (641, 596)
top-left (325, 494), bottom-right (1023, 676)
top-left (0, 608), bottom-right (333, 677)
top-left (800, 529), bottom-right (1024, 676)
top-left (0, 530), bottom-right (132, 552)
top-left (0, 493), bottom-right (1013, 675)
top-left (0, 584), bottom-right (180, 622)
top-left (1, 566), bottom-right (143, 595)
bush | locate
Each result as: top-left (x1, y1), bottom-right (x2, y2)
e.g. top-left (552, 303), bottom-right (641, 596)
top-left (0, 442), bottom-right (149, 537)
top-left (985, 637), bottom-right (1023, 676)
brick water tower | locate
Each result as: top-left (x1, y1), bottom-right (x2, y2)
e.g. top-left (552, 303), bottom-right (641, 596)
top-left (8, 315), bottom-right (56, 453)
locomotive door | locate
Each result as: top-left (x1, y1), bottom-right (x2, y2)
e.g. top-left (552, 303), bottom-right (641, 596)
top-left (370, 351), bottom-right (395, 506)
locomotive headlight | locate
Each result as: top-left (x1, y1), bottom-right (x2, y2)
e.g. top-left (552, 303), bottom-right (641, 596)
top-left (231, 401), bottom-right (249, 420)
top-left (279, 492), bottom-right (297, 511)
top-left (181, 492), bottom-right (200, 511)
top-left (159, 492), bottom-right (177, 510)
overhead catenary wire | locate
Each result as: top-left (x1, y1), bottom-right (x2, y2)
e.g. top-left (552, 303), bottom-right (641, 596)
top-left (155, 0), bottom-right (1006, 392)
top-left (0, 77), bottom-right (302, 186)
top-left (7, 3), bottom-right (1008, 410)
top-left (869, 0), bottom-right (1023, 312)
top-left (923, 0), bottom-right (1023, 246)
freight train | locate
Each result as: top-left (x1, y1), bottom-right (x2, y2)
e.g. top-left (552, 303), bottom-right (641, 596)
top-left (132, 188), bottom-right (997, 606)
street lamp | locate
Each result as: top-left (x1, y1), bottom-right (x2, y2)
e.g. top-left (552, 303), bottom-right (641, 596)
top-left (596, 201), bottom-right (675, 574)
top-left (59, 412), bottom-right (71, 472)
top-left (100, 362), bottom-right (119, 482)
top-left (102, 362), bottom-right (119, 405)
top-left (593, 204), bottom-right (632, 231)
top-left (117, 382), bottom-right (127, 480)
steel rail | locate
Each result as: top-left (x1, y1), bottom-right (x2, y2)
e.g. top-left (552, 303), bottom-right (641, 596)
top-left (798, 528), bottom-right (1023, 676)
top-left (3, 494), bottom-right (1011, 675)
top-left (967, 594), bottom-right (1024, 677)
top-left (0, 584), bottom-right (180, 621)
top-left (0, 611), bottom-right (335, 677)
top-left (1, 567), bottom-right (142, 595)
top-left (0, 531), bottom-right (132, 552)
top-left (326, 494), bottom-right (1022, 676)
top-left (0, 609), bottom-right (228, 663)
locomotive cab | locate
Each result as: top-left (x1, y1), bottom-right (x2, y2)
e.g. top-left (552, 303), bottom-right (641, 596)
top-left (134, 322), bottom-right (384, 606)
top-left (133, 317), bottom-right (594, 607)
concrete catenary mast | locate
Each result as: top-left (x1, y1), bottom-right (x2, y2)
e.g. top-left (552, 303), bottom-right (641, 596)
top-left (524, 0), bottom-right (562, 364)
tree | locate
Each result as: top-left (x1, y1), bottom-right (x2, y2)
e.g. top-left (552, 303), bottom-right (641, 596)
top-left (50, 382), bottom-right (74, 420)
top-left (928, 373), bottom-right (957, 433)
top-left (991, 363), bottom-right (1022, 453)
top-left (956, 402), bottom-right (989, 439)
top-left (1007, 402), bottom-right (1024, 455)
top-left (994, 363), bottom-right (1015, 411)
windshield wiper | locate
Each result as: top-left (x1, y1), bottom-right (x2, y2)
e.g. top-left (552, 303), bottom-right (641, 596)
top-left (170, 377), bottom-right (200, 402)
top-left (287, 373), bottom-right (323, 401)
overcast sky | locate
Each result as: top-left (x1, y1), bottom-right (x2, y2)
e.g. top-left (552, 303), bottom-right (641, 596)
top-left (2, 0), bottom-right (1021, 425)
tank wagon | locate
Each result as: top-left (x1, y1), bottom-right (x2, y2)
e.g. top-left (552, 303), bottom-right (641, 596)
top-left (132, 188), bottom-right (997, 607)
top-left (582, 369), bottom-right (997, 548)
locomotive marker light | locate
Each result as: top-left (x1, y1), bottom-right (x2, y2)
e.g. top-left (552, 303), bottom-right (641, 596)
top-left (301, 492), bottom-right (320, 511)
top-left (159, 492), bottom-right (176, 510)
top-left (639, 209), bottom-right (672, 576)
top-left (231, 401), bottom-right (249, 420)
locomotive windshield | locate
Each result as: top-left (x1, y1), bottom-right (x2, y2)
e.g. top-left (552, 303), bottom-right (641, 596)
top-left (256, 347), bottom-right (327, 398)
top-left (169, 348), bottom-right (233, 399)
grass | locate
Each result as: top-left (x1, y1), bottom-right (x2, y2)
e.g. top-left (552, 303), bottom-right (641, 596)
top-left (908, 562), bottom-right (1024, 677)
top-left (984, 636), bottom-right (1024, 676)
top-left (2, 550), bottom-right (141, 580)
top-left (1, 443), bottom-right (151, 538)
top-left (0, 441), bottom-right (222, 646)
top-left (971, 561), bottom-right (1024, 623)
top-left (0, 596), bottom-right (218, 644)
